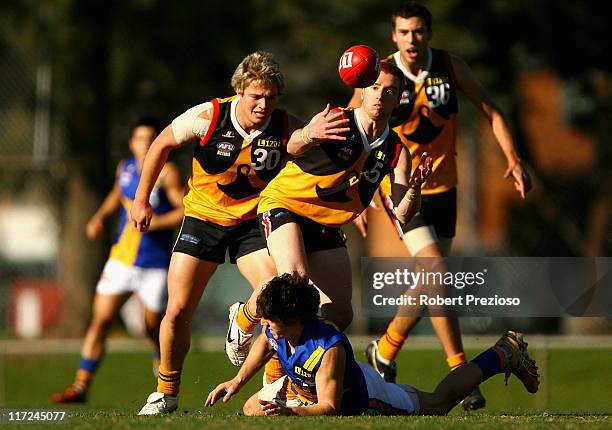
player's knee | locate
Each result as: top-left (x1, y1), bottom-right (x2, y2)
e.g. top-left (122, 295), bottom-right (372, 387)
top-left (164, 300), bottom-right (191, 325)
top-left (324, 305), bottom-right (353, 331)
top-left (89, 317), bottom-right (114, 335)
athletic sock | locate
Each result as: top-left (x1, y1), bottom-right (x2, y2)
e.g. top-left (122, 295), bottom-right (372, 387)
top-left (236, 302), bottom-right (260, 333)
top-left (377, 323), bottom-right (407, 362)
top-left (470, 346), bottom-right (509, 380)
top-left (73, 357), bottom-right (99, 393)
top-left (447, 352), bottom-right (467, 371)
top-left (264, 354), bottom-right (285, 384)
top-left (157, 368), bottom-right (181, 396)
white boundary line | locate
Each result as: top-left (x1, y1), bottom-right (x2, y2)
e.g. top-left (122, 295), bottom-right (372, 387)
top-left (1, 335), bottom-right (611, 355)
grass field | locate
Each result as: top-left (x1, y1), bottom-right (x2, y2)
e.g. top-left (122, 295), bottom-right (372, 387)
top-left (1, 345), bottom-right (611, 429)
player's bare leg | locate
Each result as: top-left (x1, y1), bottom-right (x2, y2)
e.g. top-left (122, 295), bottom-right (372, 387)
top-left (52, 292), bottom-right (131, 403)
top-left (139, 252), bottom-right (218, 415)
top-left (415, 332), bottom-right (538, 415)
top-left (368, 229), bottom-right (484, 409)
top-left (225, 249), bottom-right (278, 367)
top-left (143, 306), bottom-right (163, 376)
top-left (307, 248), bottom-right (354, 331)
top-left (266, 222), bottom-right (309, 275)
top-left (160, 253), bottom-right (217, 373)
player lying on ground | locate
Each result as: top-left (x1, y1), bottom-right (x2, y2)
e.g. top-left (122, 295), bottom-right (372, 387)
top-left (206, 273), bottom-right (539, 416)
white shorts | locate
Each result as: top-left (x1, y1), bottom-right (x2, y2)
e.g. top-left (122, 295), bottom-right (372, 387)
top-left (359, 362), bottom-right (419, 415)
top-left (257, 375), bottom-right (307, 408)
top-left (96, 259), bottom-right (168, 312)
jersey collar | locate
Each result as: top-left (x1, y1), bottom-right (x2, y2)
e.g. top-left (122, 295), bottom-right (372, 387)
top-left (354, 107), bottom-right (389, 151)
top-left (393, 47), bottom-right (432, 83)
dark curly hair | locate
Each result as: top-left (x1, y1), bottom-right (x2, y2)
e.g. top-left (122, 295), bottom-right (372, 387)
top-left (256, 273), bottom-right (320, 325)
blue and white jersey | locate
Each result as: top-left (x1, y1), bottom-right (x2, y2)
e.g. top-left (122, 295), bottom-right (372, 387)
top-left (109, 157), bottom-right (174, 268)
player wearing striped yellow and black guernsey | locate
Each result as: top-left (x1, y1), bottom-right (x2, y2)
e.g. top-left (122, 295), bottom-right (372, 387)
top-left (258, 106), bottom-right (403, 228)
top-left (133, 52), bottom-right (323, 415)
top-left (205, 273), bottom-right (539, 416)
top-left (223, 64), bottom-right (431, 395)
top-left (237, 62), bottom-right (430, 336)
top-left (348, 1), bottom-right (533, 411)
top-left (52, 117), bottom-right (184, 404)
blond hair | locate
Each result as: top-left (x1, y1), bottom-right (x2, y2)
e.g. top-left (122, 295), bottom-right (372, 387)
top-left (231, 51), bottom-right (284, 95)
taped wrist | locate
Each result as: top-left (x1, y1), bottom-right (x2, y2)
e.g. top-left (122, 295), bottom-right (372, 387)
top-left (395, 187), bottom-right (420, 224)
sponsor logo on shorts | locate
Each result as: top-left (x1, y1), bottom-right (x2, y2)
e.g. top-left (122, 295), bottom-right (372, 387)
top-left (179, 233), bottom-right (201, 244)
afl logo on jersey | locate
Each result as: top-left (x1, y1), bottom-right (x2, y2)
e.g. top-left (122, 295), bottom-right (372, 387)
top-left (399, 89), bottom-right (411, 105)
top-left (267, 337), bottom-right (278, 351)
top-left (216, 142), bottom-right (235, 157)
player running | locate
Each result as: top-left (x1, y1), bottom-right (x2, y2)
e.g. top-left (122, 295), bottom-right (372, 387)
top-left (52, 117), bottom-right (184, 403)
top-left (133, 51), bottom-right (347, 415)
top-left (349, 1), bottom-right (532, 410)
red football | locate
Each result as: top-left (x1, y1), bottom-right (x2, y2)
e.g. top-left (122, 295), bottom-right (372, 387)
top-left (338, 45), bottom-right (380, 88)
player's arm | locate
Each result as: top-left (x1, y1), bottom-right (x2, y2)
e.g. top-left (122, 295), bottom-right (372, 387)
top-left (452, 55), bottom-right (532, 198)
top-left (286, 104), bottom-right (351, 156)
top-left (86, 161), bottom-right (124, 240)
top-left (390, 147), bottom-right (432, 224)
top-left (132, 103), bottom-right (212, 232)
top-left (147, 162), bottom-right (185, 231)
top-left (259, 343), bottom-right (346, 416)
top-left (205, 333), bottom-right (274, 407)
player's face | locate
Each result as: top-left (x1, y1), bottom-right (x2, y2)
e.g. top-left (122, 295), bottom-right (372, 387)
top-left (236, 80), bottom-right (279, 131)
top-left (261, 318), bottom-right (290, 340)
top-left (361, 70), bottom-right (402, 121)
top-left (129, 125), bottom-right (157, 160)
top-left (392, 16), bottom-right (431, 66)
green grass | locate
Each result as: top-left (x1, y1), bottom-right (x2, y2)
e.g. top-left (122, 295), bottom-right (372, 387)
top-left (1, 348), bottom-right (611, 429)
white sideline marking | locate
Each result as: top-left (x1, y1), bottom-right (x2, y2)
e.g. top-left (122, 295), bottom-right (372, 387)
top-left (0, 335), bottom-right (611, 355)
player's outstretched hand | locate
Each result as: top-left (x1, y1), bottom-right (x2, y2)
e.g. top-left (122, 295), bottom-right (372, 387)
top-left (258, 399), bottom-right (295, 416)
top-left (130, 199), bottom-right (153, 232)
top-left (205, 380), bottom-right (240, 407)
top-left (305, 103), bottom-right (351, 142)
top-left (409, 152), bottom-right (433, 189)
top-left (504, 160), bottom-right (532, 199)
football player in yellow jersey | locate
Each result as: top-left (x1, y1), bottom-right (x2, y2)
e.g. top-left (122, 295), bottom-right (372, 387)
top-left (131, 52), bottom-right (348, 415)
top-left (52, 118), bottom-right (184, 404)
top-left (349, 2), bottom-right (532, 410)
top-left (226, 62), bottom-right (432, 388)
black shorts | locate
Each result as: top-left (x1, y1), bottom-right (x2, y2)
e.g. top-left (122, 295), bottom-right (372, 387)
top-left (258, 208), bottom-right (346, 254)
top-left (173, 216), bottom-right (266, 264)
top-left (380, 187), bottom-right (456, 238)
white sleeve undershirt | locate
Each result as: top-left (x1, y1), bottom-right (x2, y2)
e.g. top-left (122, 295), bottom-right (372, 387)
top-left (170, 101), bottom-right (213, 144)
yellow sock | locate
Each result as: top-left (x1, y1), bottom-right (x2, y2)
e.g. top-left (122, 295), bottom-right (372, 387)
top-left (377, 323), bottom-right (407, 362)
top-left (264, 354), bottom-right (285, 384)
top-left (73, 369), bottom-right (92, 393)
top-left (156, 368), bottom-right (181, 396)
top-left (236, 302), bottom-right (260, 333)
top-left (447, 352), bottom-right (467, 370)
